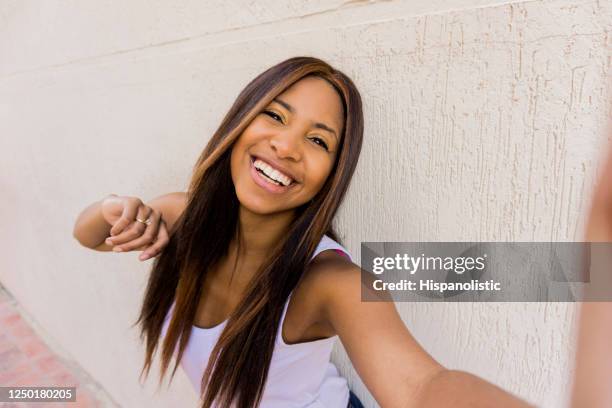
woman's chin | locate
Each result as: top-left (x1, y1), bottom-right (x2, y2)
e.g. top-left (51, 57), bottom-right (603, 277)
top-left (237, 196), bottom-right (289, 216)
top-left (234, 183), bottom-right (312, 216)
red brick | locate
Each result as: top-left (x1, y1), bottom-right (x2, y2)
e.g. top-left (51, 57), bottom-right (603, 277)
top-left (0, 334), bottom-right (16, 354)
top-left (0, 347), bottom-right (27, 371)
top-left (18, 338), bottom-right (51, 359)
top-left (0, 359), bottom-right (35, 385)
top-left (73, 391), bottom-right (94, 407)
top-left (35, 355), bottom-right (66, 376)
top-left (9, 320), bottom-right (37, 339)
top-left (49, 371), bottom-right (79, 387)
top-left (2, 313), bottom-right (21, 327)
top-left (8, 372), bottom-right (46, 387)
top-left (0, 301), bottom-right (16, 318)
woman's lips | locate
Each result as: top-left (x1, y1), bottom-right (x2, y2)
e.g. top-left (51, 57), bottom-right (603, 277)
top-left (249, 156), bottom-right (295, 194)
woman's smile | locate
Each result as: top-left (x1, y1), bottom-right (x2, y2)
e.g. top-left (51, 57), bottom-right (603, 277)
top-left (249, 154), bottom-right (298, 194)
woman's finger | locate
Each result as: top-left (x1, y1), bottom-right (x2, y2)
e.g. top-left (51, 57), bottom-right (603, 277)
top-left (114, 211), bottom-right (161, 252)
top-left (109, 197), bottom-right (142, 236)
top-left (139, 220), bottom-right (170, 261)
top-left (107, 205), bottom-right (152, 246)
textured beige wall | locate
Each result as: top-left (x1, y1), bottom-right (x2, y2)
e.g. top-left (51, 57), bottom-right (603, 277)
top-left (1, 1), bottom-right (610, 407)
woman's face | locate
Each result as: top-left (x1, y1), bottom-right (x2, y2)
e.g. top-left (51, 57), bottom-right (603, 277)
top-left (230, 76), bottom-right (345, 215)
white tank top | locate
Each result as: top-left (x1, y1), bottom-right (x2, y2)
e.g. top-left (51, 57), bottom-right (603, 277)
top-left (161, 234), bottom-right (353, 407)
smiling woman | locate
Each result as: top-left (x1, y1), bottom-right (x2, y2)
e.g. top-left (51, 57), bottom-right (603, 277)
top-left (73, 56), bottom-right (530, 408)
top-left (230, 75), bottom-right (343, 214)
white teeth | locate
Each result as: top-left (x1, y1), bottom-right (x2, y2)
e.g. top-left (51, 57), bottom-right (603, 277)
top-left (253, 159), bottom-right (293, 186)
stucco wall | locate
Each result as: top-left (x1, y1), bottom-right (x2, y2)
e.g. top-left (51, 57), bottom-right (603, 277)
top-left (1, 1), bottom-right (610, 407)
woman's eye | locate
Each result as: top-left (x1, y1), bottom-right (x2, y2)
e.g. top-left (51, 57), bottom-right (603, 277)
top-left (310, 137), bottom-right (329, 151)
top-left (262, 110), bottom-right (329, 151)
top-left (263, 110), bottom-right (282, 123)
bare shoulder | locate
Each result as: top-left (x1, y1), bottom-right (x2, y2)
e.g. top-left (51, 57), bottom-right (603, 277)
top-left (306, 250), bottom-right (361, 292)
top-left (286, 250), bottom-right (360, 338)
top-left (304, 249), bottom-right (397, 332)
top-left (300, 249), bottom-right (358, 289)
top-left (146, 191), bottom-right (188, 233)
top-left (299, 251), bottom-right (371, 322)
top-left (287, 250), bottom-right (354, 303)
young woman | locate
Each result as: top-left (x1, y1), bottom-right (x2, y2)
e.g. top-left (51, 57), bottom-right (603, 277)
top-left (73, 56), bottom-right (530, 408)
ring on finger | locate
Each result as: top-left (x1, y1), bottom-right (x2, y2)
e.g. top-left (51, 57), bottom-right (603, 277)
top-left (136, 217), bottom-right (152, 226)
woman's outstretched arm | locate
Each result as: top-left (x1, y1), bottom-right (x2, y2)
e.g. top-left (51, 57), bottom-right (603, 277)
top-left (72, 192), bottom-right (186, 259)
top-left (72, 194), bottom-right (117, 249)
top-left (571, 137), bottom-right (612, 408)
top-left (311, 260), bottom-right (532, 408)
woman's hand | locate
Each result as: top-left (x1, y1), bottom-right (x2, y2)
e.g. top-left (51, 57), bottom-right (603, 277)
top-left (100, 194), bottom-right (170, 261)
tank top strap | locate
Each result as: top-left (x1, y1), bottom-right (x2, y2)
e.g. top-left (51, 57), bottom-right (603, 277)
top-left (277, 234), bottom-right (353, 339)
top-left (279, 290), bottom-right (294, 329)
top-left (311, 234), bottom-right (353, 262)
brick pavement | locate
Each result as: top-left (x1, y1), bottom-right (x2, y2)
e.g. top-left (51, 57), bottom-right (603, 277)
top-left (0, 283), bottom-right (117, 408)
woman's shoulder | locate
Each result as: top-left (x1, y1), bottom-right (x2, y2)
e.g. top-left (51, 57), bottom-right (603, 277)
top-left (299, 242), bottom-right (360, 308)
top-left (285, 246), bottom-right (359, 341)
top-left (307, 250), bottom-right (360, 289)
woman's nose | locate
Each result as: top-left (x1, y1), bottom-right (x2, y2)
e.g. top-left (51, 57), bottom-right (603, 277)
top-left (269, 130), bottom-right (302, 161)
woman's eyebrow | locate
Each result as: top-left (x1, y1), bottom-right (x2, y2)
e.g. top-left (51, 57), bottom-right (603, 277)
top-left (272, 97), bottom-right (338, 141)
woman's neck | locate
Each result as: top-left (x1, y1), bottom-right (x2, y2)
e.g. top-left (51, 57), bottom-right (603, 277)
top-left (206, 206), bottom-right (296, 307)
top-left (230, 205), bottom-right (296, 266)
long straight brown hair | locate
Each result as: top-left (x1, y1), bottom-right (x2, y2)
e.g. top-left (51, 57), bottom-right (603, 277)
top-left (133, 56), bottom-right (364, 408)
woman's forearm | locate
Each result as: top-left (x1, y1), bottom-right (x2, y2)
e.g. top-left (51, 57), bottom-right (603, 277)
top-left (585, 141), bottom-right (612, 242)
top-left (571, 302), bottom-right (612, 408)
top-left (571, 140), bottom-right (612, 406)
top-left (72, 197), bottom-right (112, 249)
top-left (585, 211), bottom-right (612, 242)
top-left (414, 369), bottom-right (532, 408)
